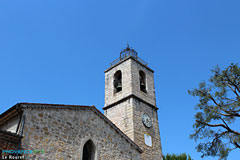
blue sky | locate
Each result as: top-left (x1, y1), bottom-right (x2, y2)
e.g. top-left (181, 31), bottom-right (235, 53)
top-left (0, 0), bottom-right (239, 159)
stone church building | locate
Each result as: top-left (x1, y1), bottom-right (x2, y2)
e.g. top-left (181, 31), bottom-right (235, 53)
top-left (0, 46), bottom-right (163, 160)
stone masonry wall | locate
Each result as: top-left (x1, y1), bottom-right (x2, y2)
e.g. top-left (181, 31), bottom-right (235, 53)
top-left (132, 98), bottom-right (162, 160)
top-left (131, 59), bottom-right (156, 106)
top-left (105, 59), bottom-right (133, 107)
top-left (0, 139), bottom-right (19, 151)
top-left (105, 58), bottom-right (156, 108)
top-left (104, 57), bottom-right (162, 160)
top-left (21, 106), bottom-right (141, 160)
top-left (105, 97), bottom-right (163, 160)
top-left (104, 98), bottom-right (134, 141)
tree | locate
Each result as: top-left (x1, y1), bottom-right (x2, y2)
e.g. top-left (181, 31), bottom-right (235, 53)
top-left (163, 153), bottom-right (192, 160)
top-left (188, 63), bottom-right (240, 159)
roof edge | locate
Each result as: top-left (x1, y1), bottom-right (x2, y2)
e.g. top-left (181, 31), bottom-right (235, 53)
top-left (105, 56), bottom-right (154, 73)
top-left (0, 103), bottom-right (22, 126)
top-left (0, 102), bottom-right (143, 153)
top-left (0, 129), bottom-right (23, 138)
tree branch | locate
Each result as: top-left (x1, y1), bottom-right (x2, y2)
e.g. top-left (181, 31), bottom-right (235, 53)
top-left (216, 111), bottom-right (240, 117)
top-left (210, 96), bottom-right (232, 114)
top-left (233, 141), bottom-right (240, 149)
top-left (219, 117), bottom-right (229, 128)
top-left (227, 83), bottom-right (240, 98)
top-left (209, 95), bottom-right (240, 117)
top-left (225, 74), bottom-right (240, 97)
top-left (198, 90), bottom-right (240, 116)
top-left (191, 64), bottom-right (240, 159)
top-left (222, 97), bottom-right (238, 102)
top-left (196, 120), bottom-right (240, 136)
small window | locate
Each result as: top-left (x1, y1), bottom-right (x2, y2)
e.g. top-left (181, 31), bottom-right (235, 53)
top-left (82, 140), bottom-right (96, 160)
top-left (139, 70), bottom-right (147, 93)
top-left (113, 70), bottom-right (122, 93)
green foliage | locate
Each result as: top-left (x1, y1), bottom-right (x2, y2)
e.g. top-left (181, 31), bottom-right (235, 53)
top-left (188, 63), bottom-right (240, 159)
top-left (163, 153), bottom-right (193, 160)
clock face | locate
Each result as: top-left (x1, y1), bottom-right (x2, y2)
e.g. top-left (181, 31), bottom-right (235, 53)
top-left (142, 113), bottom-right (152, 128)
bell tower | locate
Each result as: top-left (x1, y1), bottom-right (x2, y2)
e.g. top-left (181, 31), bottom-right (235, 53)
top-left (104, 45), bottom-right (163, 160)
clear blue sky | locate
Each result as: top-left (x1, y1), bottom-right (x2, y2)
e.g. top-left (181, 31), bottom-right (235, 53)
top-left (0, 0), bottom-right (239, 159)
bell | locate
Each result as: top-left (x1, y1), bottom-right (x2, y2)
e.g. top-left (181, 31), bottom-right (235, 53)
top-left (116, 82), bottom-right (122, 89)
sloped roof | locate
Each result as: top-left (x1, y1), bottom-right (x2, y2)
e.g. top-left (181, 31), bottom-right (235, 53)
top-left (0, 103), bottom-right (143, 153)
top-left (0, 130), bottom-right (22, 151)
top-left (0, 130), bottom-right (22, 143)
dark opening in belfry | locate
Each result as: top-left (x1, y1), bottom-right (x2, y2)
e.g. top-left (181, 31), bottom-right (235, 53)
top-left (139, 70), bottom-right (147, 93)
top-left (82, 140), bottom-right (96, 160)
top-left (113, 70), bottom-right (122, 93)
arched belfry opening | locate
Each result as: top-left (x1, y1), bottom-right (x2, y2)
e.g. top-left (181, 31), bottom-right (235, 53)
top-left (82, 139), bottom-right (96, 160)
top-left (113, 70), bottom-right (122, 93)
top-left (139, 70), bottom-right (147, 93)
